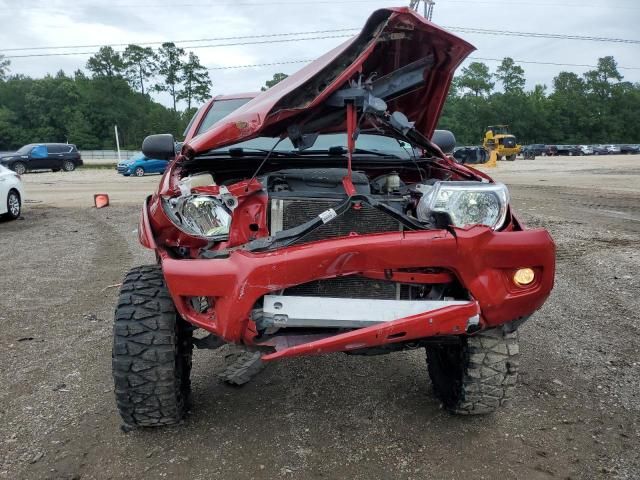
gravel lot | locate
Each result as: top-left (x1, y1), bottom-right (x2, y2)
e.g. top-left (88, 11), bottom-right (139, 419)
top-left (1, 156), bottom-right (639, 479)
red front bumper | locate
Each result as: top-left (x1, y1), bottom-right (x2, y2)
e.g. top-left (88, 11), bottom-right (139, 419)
top-left (157, 225), bottom-right (555, 358)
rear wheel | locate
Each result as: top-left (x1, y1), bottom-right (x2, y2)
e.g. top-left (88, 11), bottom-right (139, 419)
top-left (112, 265), bottom-right (193, 428)
top-left (134, 166), bottom-right (145, 177)
top-left (506, 154), bottom-right (516, 161)
top-left (426, 328), bottom-right (519, 415)
top-left (12, 162), bottom-right (26, 175)
top-left (62, 160), bottom-right (75, 172)
top-left (5, 189), bottom-right (21, 220)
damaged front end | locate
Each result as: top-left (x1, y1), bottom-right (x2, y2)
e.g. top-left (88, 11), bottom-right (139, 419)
top-left (137, 7), bottom-right (555, 360)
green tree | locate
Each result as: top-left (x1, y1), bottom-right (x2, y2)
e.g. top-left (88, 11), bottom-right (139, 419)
top-left (178, 52), bottom-right (211, 110)
top-left (495, 57), bottom-right (525, 94)
top-left (155, 42), bottom-right (186, 111)
top-left (0, 55), bottom-right (10, 81)
top-left (457, 62), bottom-right (494, 97)
top-left (123, 44), bottom-right (157, 95)
top-left (86, 46), bottom-right (125, 79)
top-left (261, 72), bottom-right (288, 91)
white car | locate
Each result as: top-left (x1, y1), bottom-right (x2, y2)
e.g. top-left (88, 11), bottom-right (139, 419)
top-left (605, 144), bottom-right (621, 154)
top-left (0, 164), bottom-right (24, 220)
top-left (579, 145), bottom-right (594, 155)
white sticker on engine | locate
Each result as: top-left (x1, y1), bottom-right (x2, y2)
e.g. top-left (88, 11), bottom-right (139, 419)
top-left (318, 208), bottom-right (337, 224)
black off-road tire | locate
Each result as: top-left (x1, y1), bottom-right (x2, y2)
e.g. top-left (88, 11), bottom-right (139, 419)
top-left (506, 154), bottom-right (516, 161)
top-left (217, 344), bottom-right (265, 386)
top-left (112, 265), bottom-right (193, 428)
top-left (426, 328), bottom-right (519, 415)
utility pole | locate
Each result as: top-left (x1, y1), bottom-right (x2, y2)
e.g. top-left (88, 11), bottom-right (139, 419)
top-left (409, 0), bottom-right (435, 20)
top-left (114, 125), bottom-right (122, 163)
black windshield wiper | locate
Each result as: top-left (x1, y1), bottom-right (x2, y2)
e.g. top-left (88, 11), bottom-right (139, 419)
top-left (227, 147), bottom-right (294, 158)
top-left (292, 146), bottom-right (404, 159)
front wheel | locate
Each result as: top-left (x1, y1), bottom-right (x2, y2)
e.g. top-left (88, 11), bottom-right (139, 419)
top-left (112, 265), bottom-right (193, 428)
top-left (62, 160), bottom-right (76, 172)
top-left (5, 189), bottom-right (21, 220)
top-left (134, 166), bottom-right (145, 177)
top-left (426, 328), bottom-right (519, 415)
top-left (12, 162), bottom-right (26, 175)
top-left (506, 154), bottom-right (516, 161)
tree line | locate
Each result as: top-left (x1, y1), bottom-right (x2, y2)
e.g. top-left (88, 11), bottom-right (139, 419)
top-left (1, 50), bottom-right (638, 151)
top-left (0, 43), bottom-right (212, 150)
top-left (438, 56), bottom-right (640, 146)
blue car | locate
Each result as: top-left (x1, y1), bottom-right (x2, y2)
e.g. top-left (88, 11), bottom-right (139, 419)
top-left (116, 154), bottom-right (168, 177)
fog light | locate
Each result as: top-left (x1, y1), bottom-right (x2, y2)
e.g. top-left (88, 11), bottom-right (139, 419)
top-left (513, 268), bottom-right (535, 286)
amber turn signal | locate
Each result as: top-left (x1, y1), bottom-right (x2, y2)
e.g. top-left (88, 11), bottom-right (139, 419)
top-left (513, 268), bottom-right (535, 286)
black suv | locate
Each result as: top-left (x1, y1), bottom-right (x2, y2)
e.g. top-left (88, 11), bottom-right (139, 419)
top-left (0, 143), bottom-right (83, 174)
top-left (555, 145), bottom-right (582, 156)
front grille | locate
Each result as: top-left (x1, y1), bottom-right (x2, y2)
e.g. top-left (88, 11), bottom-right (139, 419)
top-left (273, 198), bottom-right (401, 244)
top-left (284, 276), bottom-right (398, 299)
top-left (117, 166), bottom-right (128, 173)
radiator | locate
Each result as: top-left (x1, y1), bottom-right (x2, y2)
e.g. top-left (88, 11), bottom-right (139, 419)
top-left (270, 197), bottom-right (401, 244)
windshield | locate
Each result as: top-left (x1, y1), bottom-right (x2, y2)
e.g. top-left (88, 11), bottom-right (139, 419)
top-left (16, 144), bottom-right (34, 155)
top-left (196, 98), bottom-right (253, 136)
top-left (210, 134), bottom-right (413, 159)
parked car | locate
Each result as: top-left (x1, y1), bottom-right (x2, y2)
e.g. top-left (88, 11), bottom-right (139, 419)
top-left (522, 144), bottom-right (546, 156)
top-left (452, 146), bottom-right (488, 164)
top-left (578, 145), bottom-right (594, 155)
top-left (111, 8), bottom-right (555, 429)
top-left (620, 144), bottom-right (640, 154)
top-left (605, 144), bottom-right (621, 154)
top-left (556, 145), bottom-right (582, 156)
top-left (116, 154), bottom-right (169, 176)
top-left (544, 145), bottom-right (559, 156)
top-left (0, 143), bottom-right (83, 174)
top-left (591, 145), bottom-right (608, 155)
top-left (0, 164), bottom-right (24, 220)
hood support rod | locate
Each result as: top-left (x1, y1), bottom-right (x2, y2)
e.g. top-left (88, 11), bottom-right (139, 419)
top-left (342, 102), bottom-right (357, 196)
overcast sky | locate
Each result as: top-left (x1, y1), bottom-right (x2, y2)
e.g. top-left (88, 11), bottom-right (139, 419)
top-left (1, 0), bottom-right (638, 109)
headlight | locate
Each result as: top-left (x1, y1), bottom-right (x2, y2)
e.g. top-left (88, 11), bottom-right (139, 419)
top-left (416, 181), bottom-right (509, 230)
top-left (167, 195), bottom-right (232, 239)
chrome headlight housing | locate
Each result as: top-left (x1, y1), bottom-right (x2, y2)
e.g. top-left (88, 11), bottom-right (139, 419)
top-left (416, 181), bottom-right (509, 230)
top-left (166, 195), bottom-right (232, 239)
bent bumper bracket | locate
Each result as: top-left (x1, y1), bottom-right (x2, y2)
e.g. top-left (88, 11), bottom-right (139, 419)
top-left (262, 300), bottom-right (480, 360)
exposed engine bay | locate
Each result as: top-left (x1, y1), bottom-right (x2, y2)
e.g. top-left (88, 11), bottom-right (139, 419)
top-left (160, 161), bottom-right (510, 256)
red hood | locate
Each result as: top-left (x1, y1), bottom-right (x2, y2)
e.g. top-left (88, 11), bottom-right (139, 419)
top-left (185, 7), bottom-right (475, 156)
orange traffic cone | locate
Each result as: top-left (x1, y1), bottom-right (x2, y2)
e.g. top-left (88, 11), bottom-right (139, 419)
top-left (94, 193), bottom-right (110, 208)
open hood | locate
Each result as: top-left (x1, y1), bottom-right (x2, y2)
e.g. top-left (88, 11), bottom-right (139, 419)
top-left (185, 7), bottom-right (475, 156)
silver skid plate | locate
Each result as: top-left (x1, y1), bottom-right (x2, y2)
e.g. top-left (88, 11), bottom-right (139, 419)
top-left (262, 295), bottom-right (469, 328)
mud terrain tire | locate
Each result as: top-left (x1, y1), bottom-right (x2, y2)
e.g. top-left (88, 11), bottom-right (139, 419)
top-left (426, 328), bottom-right (519, 415)
top-left (218, 345), bottom-right (265, 386)
top-left (112, 265), bottom-right (193, 427)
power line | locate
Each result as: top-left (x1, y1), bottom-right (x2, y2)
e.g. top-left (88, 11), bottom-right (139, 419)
top-left (207, 60), bottom-right (313, 70)
top-left (204, 57), bottom-right (640, 71)
top-left (4, 0), bottom-right (637, 10)
top-left (445, 26), bottom-right (640, 44)
top-left (0, 28), bottom-right (360, 53)
top-left (2, 25), bottom-right (638, 56)
top-left (2, 34), bottom-right (354, 59)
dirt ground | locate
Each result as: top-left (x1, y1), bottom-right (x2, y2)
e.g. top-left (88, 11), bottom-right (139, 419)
top-left (1, 156), bottom-right (638, 479)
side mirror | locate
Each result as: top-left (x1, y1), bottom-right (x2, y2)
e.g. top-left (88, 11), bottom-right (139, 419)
top-left (431, 130), bottom-right (456, 154)
top-left (142, 134), bottom-right (176, 160)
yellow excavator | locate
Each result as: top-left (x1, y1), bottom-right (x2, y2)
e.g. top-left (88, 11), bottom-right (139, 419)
top-left (482, 125), bottom-right (521, 162)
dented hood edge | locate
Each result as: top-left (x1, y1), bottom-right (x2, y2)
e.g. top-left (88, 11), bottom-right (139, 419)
top-left (184, 7), bottom-right (475, 157)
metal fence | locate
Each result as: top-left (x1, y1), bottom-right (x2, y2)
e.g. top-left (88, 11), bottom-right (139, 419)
top-left (79, 150), bottom-right (140, 163)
